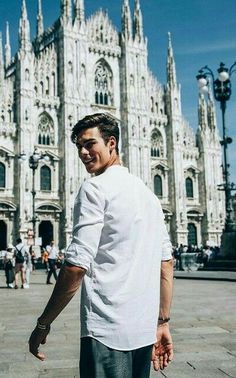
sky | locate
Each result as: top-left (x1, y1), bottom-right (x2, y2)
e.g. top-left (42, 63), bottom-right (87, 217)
top-left (0, 0), bottom-right (236, 184)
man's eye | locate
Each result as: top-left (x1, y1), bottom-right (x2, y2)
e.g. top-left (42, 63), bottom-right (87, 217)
top-left (85, 142), bottom-right (94, 149)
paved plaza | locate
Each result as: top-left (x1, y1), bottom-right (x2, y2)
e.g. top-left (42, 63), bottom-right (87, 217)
top-left (0, 269), bottom-right (236, 378)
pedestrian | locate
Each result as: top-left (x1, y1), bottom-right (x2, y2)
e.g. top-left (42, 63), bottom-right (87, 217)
top-left (14, 238), bottom-right (27, 289)
top-left (4, 244), bottom-right (15, 288)
top-left (29, 113), bottom-right (174, 376)
top-left (24, 246), bottom-right (32, 289)
top-left (45, 241), bottom-right (58, 284)
top-left (41, 248), bottom-right (49, 272)
top-left (29, 246), bottom-right (36, 271)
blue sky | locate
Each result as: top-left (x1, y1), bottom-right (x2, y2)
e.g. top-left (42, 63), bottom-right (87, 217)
top-left (0, 0), bottom-right (236, 184)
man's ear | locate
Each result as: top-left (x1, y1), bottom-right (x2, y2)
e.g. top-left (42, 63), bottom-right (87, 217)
top-left (109, 136), bottom-right (117, 152)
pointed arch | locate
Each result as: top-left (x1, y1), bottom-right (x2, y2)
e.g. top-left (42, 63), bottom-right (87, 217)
top-left (40, 165), bottom-right (51, 191)
top-left (0, 162), bottom-right (6, 188)
top-left (187, 223), bottom-right (197, 246)
top-left (38, 112), bottom-right (55, 146)
top-left (151, 129), bottom-right (163, 157)
top-left (94, 59), bottom-right (113, 106)
top-left (154, 174), bottom-right (162, 197)
top-left (186, 177), bottom-right (193, 198)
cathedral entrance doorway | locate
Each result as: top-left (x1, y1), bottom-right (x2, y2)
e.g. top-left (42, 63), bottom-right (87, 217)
top-left (0, 220), bottom-right (7, 250)
top-left (187, 223), bottom-right (197, 246)
top-left (39, 221), bottom-right (53, 248)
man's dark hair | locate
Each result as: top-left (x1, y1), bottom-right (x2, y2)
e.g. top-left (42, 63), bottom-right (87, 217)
top-left (16, 238), bottom-right (22, 244)
top-left (71, 113), bottom-right (120, 154)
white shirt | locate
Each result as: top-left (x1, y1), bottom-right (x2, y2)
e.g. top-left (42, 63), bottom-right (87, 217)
top-left (46, 245), bottom-right (58, 259)
top-left (65, 166), bottom-right (172, 350)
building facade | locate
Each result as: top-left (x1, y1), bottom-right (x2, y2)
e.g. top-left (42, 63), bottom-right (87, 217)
top-left (0, 0), bottom-right (225, 250)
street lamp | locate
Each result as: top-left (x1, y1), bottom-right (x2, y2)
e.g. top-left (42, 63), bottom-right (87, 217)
top-left (196, 62), bottom-right (236, 233)
top-left (19, 148), bottom-right (50, 244)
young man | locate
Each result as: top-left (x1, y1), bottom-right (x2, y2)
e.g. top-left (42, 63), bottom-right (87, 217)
top-left (29, 113), bottom-right (174, 377)
top-left (14, 238), bottom-right (27, 289)
top-left (45, 241), bottom-right (58, 284)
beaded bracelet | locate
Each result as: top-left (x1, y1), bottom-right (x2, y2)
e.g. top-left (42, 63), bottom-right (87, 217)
top-left (158, 317), bottom-right (170, 324)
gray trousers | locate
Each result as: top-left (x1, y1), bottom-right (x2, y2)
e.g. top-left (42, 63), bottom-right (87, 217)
top-left (80, 337), bottom-right (152, 378)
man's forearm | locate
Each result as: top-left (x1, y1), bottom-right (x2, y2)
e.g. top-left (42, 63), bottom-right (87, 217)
top-left (38, 264), bottom-right (86, 326)
top-left (159, 259), bottom-right (173, 320)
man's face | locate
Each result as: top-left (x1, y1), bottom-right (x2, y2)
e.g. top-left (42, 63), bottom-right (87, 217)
top-left (76, 127), bottom-right (115, 175)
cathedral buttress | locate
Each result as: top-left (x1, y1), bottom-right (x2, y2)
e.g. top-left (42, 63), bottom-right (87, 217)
top-left (165, 32), bottom-right (187, 245)
top-left (18, 0), bottom-right (31, 52)
top-left (121, 0), bottom-right (132, 41)
top-left (0, 33), bottom-right (4, 89)
top-left (60, 0), bottom-right (72, 24)
top-left (197, 92), bottom-right (224, 245)
top-left (36, 0), bottom-right (44, 38)
top-left (133, 0), bottom-right (143, 42)
top-left (74, 0), bottom-right (85, 26)
top-left (5, 22), bottom-right (11, 67)
top-left (120, 0), bottom-right (150, 186)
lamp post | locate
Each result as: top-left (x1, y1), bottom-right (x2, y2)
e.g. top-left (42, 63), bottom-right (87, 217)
top-left (196, 62), bottom-right (236, 234)
top-left (19, 148), bottom-right (49, 244)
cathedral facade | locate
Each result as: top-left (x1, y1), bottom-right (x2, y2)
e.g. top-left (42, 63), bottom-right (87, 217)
top-left (0, 0), bottom-right (225, 250)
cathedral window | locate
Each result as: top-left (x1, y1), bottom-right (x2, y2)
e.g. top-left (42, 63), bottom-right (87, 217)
top-left (46, 76), bottom-right (49, 95)
top-left (151, 129), bottom-right (163, 157)
top-left (52, 72), bottom-right (56, 96)
top-left (8, 110), bottom-right (12, 122)
top-left (25, 68), bottom-right (30, 81)
top-left (40, 81), bottom-right (44, 96)
top-left (0, 163), bottom-right (6, 188)
top-left (186, 177), bottom-right (193, 198)
top-left (150, 97), bottom-right (154, 112)
top-left (187, 223), bottom-right (197, 246)
top-left (94, 59), bottom-right (113, 106)
top-left (154, 174), bottom-right (162, 197)
top-left (155, 102), bottom-right (158, 113)
top-left (40, 165), bottom-right (51, 191)
top-left (38, 113), bottom-right (54, 146)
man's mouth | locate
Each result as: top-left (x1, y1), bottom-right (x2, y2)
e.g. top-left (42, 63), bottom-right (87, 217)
top-left (83, 158), bottom-right (95, 165)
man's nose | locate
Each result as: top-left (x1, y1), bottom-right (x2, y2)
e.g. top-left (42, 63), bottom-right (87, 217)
top-left (79, 146), bottom-right (89, 156)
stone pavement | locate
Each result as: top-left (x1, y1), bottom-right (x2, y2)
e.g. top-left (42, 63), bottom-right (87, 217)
top-left (0, 269), bottom-right (236, 378)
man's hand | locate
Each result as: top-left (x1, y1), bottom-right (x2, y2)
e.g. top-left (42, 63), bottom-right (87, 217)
top-left (151, 323), bottom-right (173, 371)
top-left (28, 325), bottom-right (50, 361)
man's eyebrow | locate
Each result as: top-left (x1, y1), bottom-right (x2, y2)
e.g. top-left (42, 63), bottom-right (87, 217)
top-left (76, 138), bottom-right (97, 146)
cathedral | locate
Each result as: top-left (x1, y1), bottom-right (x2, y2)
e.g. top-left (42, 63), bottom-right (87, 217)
top-left (0, 0), bottom-right (225, 250)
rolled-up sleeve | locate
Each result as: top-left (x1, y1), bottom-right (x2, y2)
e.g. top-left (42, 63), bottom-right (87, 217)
top-left (156, 199), bottom-right (173, 261)
top-left (65, 180), bottom-right (105, 274)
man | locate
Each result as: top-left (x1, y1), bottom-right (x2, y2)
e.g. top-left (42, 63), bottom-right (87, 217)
top-left (29, 113), bottom-right (174, 377)
top-left (45, 240), bottom-right (58, 284)
top-left (14, 238), bottom-right (27, 289)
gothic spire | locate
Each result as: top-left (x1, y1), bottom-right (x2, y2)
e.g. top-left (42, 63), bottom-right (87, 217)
top-left (207, 86), bottom-right (217, 130)
top-left (166, 32), bottom-right (177, 87)
top-left (198, 93), bottom-right (207, 131)
top-left (0, 33), bottom-right (4, 84)
top-left (18, 0), bottom-right (31, 50)
top-left (121, 0), bottom-right (132, 40)
top-left (133, 0), bottom-right (143, 42)
top-left (60, 0), bottom-right (72, 22)
top-left (74, 0), bottom-right (85, 25)
top-left (5, 22), bottom-right (11, 66)
top-left (36, 0), bottom-right (44, 37)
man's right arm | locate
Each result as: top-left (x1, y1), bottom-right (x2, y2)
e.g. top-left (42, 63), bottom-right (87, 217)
top-left (29, 263), bottom-right (85, 361)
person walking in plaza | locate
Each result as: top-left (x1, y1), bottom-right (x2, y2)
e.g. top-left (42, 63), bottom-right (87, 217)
top-left (45, 241), bottom-right (58, 284)
top-left (24, 246), bottom-right (32, 289)
top-left (29, 113), bottom-right (174, 377)
top-left (14, 238), bottom-right (27, 289)
top-left (4, 244), bottom-right (15, 288)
